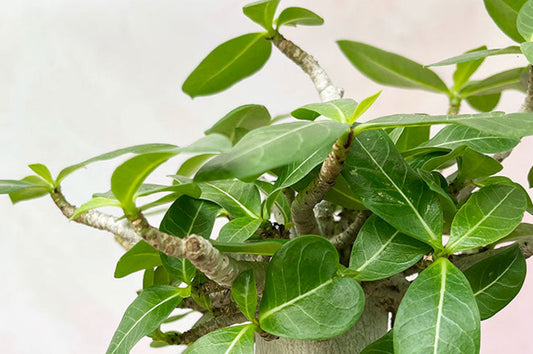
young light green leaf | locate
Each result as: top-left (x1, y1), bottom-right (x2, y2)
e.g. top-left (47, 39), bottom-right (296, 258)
top-left (342, 130), bottom-right (443, 248)
top-left (394, 258), bottom-right (480, 354)
top-left (428, 46), bottom-right (521, 67)
top-left (484, 0), bottom-right (529, 42)
top-left (159, 254), bottom-right (196, 285)
top-left (337, 40), bottom-right (448, 93)
top-left (107, 286), bottom-right (183, 354)
top-left (114, 241), bottom-right (162, 278)
top-left (212, 239), bottom-right (286, 255)
top-left (458, 148), bottom-right (503, 180)
top-left (28, 163), bottom-right (54, 185)
top-left (205, 104), bottom-right (271, 144)
top-left (231, 269), bottom-right (258, 322)
top-left (70, 197), bottom-right (122, 220)
top-left (466, 92), bottom-right (501, 112)
top-left (160, 195), bottom-right (220, 239)
top-left (460, 67), bottom-right (528, 97)
top-left (452, 46), bottom-right (488, 91)
top-left (259, 236), bottom-right (364, 340)
top-left (184, 324), bottom-right (256, 354)
top-left (350, 91), bottom-right (381, 123)
top-left (180, 134), bottom-right (232, 154)
top-left (183, 32), bottom-right (271, 98)
top-left (276, 7), bottom-right (324, 28)
top-left (446, 184), bottom-right (527, 253)
top-left (0, 179), bottom-right (46, 194)
top-left (517, 0), bottom-right (533, 41)
top-left (349, 215), bottom-right (430, 281)
top-left (8, 175), bottom-right (52, 204)
top-left (521, 41), bottom-right (533, 64)
top-left (291, 99), bottom-right (357, 123)
top-left (195, 121), bottom-right (347, 181)
top-left (464, 244), bottom-right (526, 320)
top-left (360, 330), bottom-right (394, 354)
top-left (177, 154), bottom-right (215, 177)
top-left (242, 0), bottom-right (280, 31)
top-left (218, 217), bottom-right (263, 243)
top-left (199, 180), bottom-right (261, 219)
top-left (111, 152), bottom-right (177, 214)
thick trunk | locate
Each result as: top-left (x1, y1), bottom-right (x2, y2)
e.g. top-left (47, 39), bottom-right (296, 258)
top-left (255, 290), bottom-right (389, 354)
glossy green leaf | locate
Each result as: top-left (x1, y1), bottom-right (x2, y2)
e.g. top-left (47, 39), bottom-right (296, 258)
top-left (183, 32), bottom-right (271, 98)
top-left (517, 0), bottom-right (533, 41)
top-left (56, 143), bottom-right (178, 184)
top-left (291, 99), bottom-right (357, 123)
top-left (205, 104), bottom-right (271, 144)
top-left (337, 40), bottom-right (448, 93)
top-left (464, 244), bottom-right (526, 320)
top-left (199, 180), bottom-right (261, 219)
top-left (529, 165), bottom-right (533, 188)
top-left (422, 125), bottom-right (519, 154)
top-left (500, 222), bottom-right (533, 242)
top-left (350, 90), bottom-right (381, 123)
top-left (394, 258), bottom-right (480, 354)
top-left (0, 179), bottom-right (45, 194)
top-left (143, 269), bottom-right (155, 289)
top-left (159, 254), bottom-right (196, 285)
top-left (461, 67), bottom-right (528, 97)
top-left (160, 195), bottom-right (220, 239)
top-left (421, 146), bottom-right (466, 171)
top-left (254, 180), bottom-right (291, 223)
top-left (276, 7), bottom-right (324, 28)
top-left (484, 0), bottom-right (528, 42)
top-left (218, 217), bottom-right (263, 243)
top-left (177, 154), bottom-right (215, 177)
top-left (107, 286), bottom-right (183, 354)
top-left (473, 176), bottom-right (533, 215)
top-left (8, 176), bottom-right (52, 203)
top-left (242, 0), bottom-right (280, 31)
top-left (392, 126), bottom-right (431, 152)
top-left (184, 324), bottom-right (256, 354)
top-left (114, 241), bottom-right (162, 278)
top-left (111, 152), bottom-right (177, 214)
top-left (70, 197), bottom-right (122, 220)
top-left (466, 92), bottom-right (502, 112)
top-left (342, 130), bottom-right (443, 248)
top-left (28, 163), bottom-right (54, 185)
top-left (134, 183), bottom-right (201, 199)
top-left (355, 111), bottom-right (533, 139)
top-left (458, 148), bottom-right (503, 180)
top-left (418, 170), bottom-right (457, 213)
top-left (360, 330), bottom-right (394, 354)
top-left (231, 269), bottom-right (258, 322)
top-left (259, 236), bottom-right (364, 340)
top-left (521, 41), bottom-right (533, 64)
top-left (428, 46), bottom-right (520, 67)
top-left (212, 239), bottom-right (286, 255)
top-left (446, 184), bottom-right (527, 253)
top-left (324, 174), bottom-right (366, 210)
top-left (349, 215), bottom-right (430, 281)
top-left (195, 121), bottom-right (347, 181)
top-left (179, 134), bottom-right (232, 154)
top-left (453, 46), bottom-right (488, 92)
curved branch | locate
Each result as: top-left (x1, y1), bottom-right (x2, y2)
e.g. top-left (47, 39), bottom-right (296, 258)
top-left (330, 210), bottom-right (371, 250)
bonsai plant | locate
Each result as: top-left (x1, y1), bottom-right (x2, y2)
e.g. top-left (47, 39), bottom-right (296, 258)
top-left (2, 0), bottom-right (533, 353)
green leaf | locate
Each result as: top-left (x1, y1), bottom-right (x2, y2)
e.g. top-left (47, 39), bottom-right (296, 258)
top-left (182, 33), bottom-right (271, 98)
top-left (428, 46), bottom-right (521, 67)
top-left (107, 286), bottom-right (183, 354)
top-left (337, 40), bottom-right (448, 93)
top-left (499, 222), bottom-right (533, 242)
top-left (529, 165), bottom-right (533, 188)
top-left (446, 184), bottom-right (527, 253)
top-left (473, 176), bottom-right (533, 215)
top-left (484, 0), bottom-right (529, 42)
top-left (464, 244), bottom-right (526, 320)
top-left (111, 152), bottom-right (177, 214)
top-left (342, 130), bottom-right (443, 248)
top-left (199, 180), bottom-right (261, 219)
top-left (452, 46), bottom-right (488, 91)
top-left (56, 143), bottom-right (178, 184)
top-left (231, 269), bottom-right (258, 322)
top-left (394, 258), bottom-right (480, 354)
top-left (324, 174), bottom-right (366, 210)
top-left (458, 148), bottom-right (503, 180)
top-left (0, 179), bottom-right (46, 194)
top-left (28, 163), bottom-right (54, 185)
top-left (466, 92), bottom-right (502, 112)
top-left (114, 241), bottom-right (162, 278)
top-left (418, 170), bottom-right (457, 213)
top-left (350, 90), bottom-right (381, 123)
top-left (517, 0), bottom-right (533, 41)
top-left (360, 330), bottom-right (394, 354)
top-left (259, 236), bottom-right (364, 340)
top-left (205, 104), bottom-right (271, 144)
top-left (242, 0), bottom-right (280, 31)
top-left (421, 125), bottom-right (520, 154)
top-left (70, 197), bottom-right (122, 220)
top-left (291, 99), bottom-right (357, 123)
top-left (134, 183), bottom-right (201, 199)
top-left (276, 7), bottom-right (324, 28)
top-left (521, 41), bottom-right (533, 64)
top-left (179, 134), bottom-right (233, 154)
top-left (184, 324), bottom-right (256, 354)
top-left (349, 215), bottom-right (430, 281)
top-left (195, 121), bottom-right (347, 181)
top-left (392, 126), bottom-right (431, 153)
top-left (255, 180), bottom-right (291, 223)
top-left (460, 67), bottom-right (528, 97)
top-left (355, 111), bottom-right (533, 139)
top-left (212, 239), bottom-right (286, 255)
top-left (160, 195), bottom-right (220, 239)
top-left (177, 154), bottom-right (215, 177)
top-left (218, 217), bottom-right (263, 243)
top-left (8, 176), bottom-right (52, 204)
top-left (159, 254), bottom-right (196, 285)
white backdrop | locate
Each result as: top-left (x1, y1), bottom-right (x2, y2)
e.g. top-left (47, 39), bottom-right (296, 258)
top-left (1, 1), bottom-right (532, 353)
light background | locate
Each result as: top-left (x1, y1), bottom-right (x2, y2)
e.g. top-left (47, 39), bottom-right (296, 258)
top-left (1, 0), bottom-right (532, 353)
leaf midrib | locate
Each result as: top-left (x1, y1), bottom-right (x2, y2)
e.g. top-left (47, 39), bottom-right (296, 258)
top-left (204, 183), bottom-right (259, 218)
top-left (433, 260), bottom-right (447, 354)
top-left (224, 325), bottom-right (251, 354)
top-left (473, 254), bottom-right (517, 296)
top-left (354, 231), bottom-right (400, 273)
